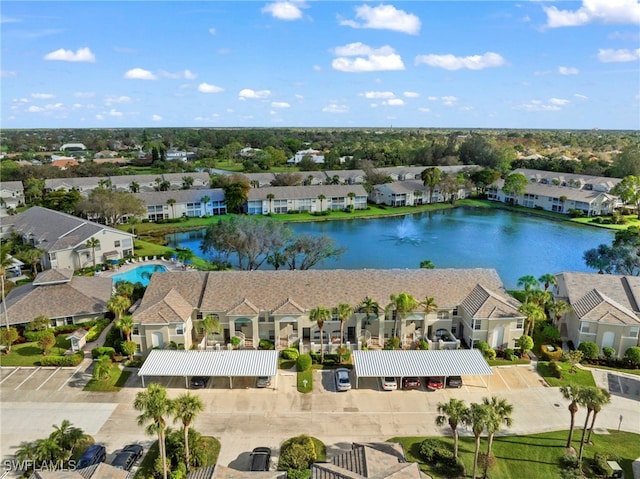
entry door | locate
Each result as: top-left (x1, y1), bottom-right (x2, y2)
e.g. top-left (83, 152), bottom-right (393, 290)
top-left (347, 326), bottom-right (356, 343)
top-left (303, 328), bottom-right (310, 340)
top-left (492, 326), bottom-right (504, 349)
top-left (602, 331), bottom-right (614, 349)
top-left (151, 332), bottom-right (163, 348)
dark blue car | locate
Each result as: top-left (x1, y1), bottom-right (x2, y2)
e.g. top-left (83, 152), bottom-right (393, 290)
top-left (76, 444), bottom-right (106, 469)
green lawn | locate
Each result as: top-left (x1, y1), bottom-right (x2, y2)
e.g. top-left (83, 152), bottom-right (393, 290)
top-left (297, 369), bottom-right (313, 393)
top-left (537, 361), bottom-right (596, 387)
top-left (487, 358), bottom-right (531, 367)
top-left (83, 365), bottom-right (131, 392)
top-left (0, 336), bottom-right (71, 367)
top-left (391, 430), bottom-right (640, 479)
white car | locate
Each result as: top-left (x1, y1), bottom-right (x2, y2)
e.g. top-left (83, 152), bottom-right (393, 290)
top-left (380, 377), bottom-right (398, 391)
top-left (334, 368), bottom-right (351, 392)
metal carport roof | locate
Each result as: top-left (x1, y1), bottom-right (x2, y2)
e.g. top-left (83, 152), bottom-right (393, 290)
top-left (352, 350), bottom-right (493, 383)
top-left (138, 350), bottom-right (279, 388)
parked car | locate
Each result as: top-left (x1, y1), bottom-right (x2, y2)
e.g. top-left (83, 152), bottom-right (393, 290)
top-left (249, 447), bottom-right (272, 471)
top-left (334, 368), bottom-right (351, 392)
top-left (401, 377), bottom-right (421, 390)
top-left (121, 444), bottom-right (144, 461)
top-left (380, 377), bottom-right (397, 391)
top-left (191, 376), bottom-right (209, 389)
top-left (256, 376), bottom-right (271, 388)
top-left (426, 376), bottom-right (444, 390)
top-left (446, 376), bottom-right (463, 388)
top-left (76, 444), bottom-right (106, 469)
top-left (110, 447), bottom-right (141, 471)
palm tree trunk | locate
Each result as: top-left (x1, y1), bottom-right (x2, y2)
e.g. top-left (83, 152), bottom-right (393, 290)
top-left (1, 277), bottom-right (10, 353)
top-left (578, 410), bottom-right (592, 463)
top-left (184, 424), bottom-right (190, 470)
top-left (160, 429), bottom-right (168, 479)
top-left (567, 410), bottom-right (576, 448)
top-left (586, 411), bottom-right (599, 444)
top-left (472, 435), bottom-right (480, 479)
top-left (453, 429), bottom-right (459, 459)
top-left (320, 326), bottom-right (324, 364)
top-left (340, 320), bottom-right (344, 347)
top-left (484, 433), bottom-right (494, 478)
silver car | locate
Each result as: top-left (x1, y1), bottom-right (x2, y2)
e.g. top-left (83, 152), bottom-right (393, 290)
top-left (334, 368), bottom-right (351, 392)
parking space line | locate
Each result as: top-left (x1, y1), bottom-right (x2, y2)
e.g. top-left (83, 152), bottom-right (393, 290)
top-left (36, 368), bottom-right (60, 390)
top-left (494, 369), bottom-right (511, 391)
top-left (0, 368), bottom-right (19, 384)
top-left (58, 365), bottom-right (82, 391)
top-left (15, 367), bottom-right (40, 390)
top-left (513, 366), bottom-right (530, 388)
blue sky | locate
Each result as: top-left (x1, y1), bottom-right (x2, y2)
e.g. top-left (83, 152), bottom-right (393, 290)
top-left (2, 1), bottom-right (639, 130)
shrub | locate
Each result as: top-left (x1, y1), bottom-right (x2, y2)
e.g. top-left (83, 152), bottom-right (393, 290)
top-left (418, 339), bottom-right (429, 350)
top-left (504, 348), bottom-right (515, 361)
top-left (516, 335), bottom-right (534, 356)
top-left (475, 341), bottom-right (490, 352)
top-left (541, 324), bottom-right (561, 343)
top-left (230, 336), bottom-right (241, 348)
top-left (296, 353), bottom-right (312, 372)
top-left (419, 438), bottom-right (453, 464)
top-left (383, 337), bottom-right (401, 350)
top-left (40, 352), bottom-right (84, 366)
top-left (593, 453), bottom-right (614, 477)
top-left (281, 348), bottom-right (300, 360)
top-left (549, 361), bottom-right (563, 379)
top-left (26, 315), bottom-right (50, 332)
top-left (278, 435), bottom-right (317, 472)
top-left (602, 346), bottom-right (616, 359)
top-left (24, 330), bottom-right (55, 343)
top-left (578, 341), bottom-right (599, 360)
top-left (91, 347), bottom-right (116, 359)
top-left (540, 344), bottom-right (564, 361)
top-left (559, 453), bottom-right (579, 470)
top-left (85, 319), bottom-right (111, 343)
top-left (624, 346), bottom-right (640, 366)
top-left (337, 346), bottom-right (351, 363)
top-left (38, 331), bottom-right (56, 355)
top-left (258, 339), bottom-right (275, 350)
top-left (484, 348), bottom-right (497, 360)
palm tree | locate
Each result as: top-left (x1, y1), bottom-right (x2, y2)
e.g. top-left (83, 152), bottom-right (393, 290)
top-left (22, 248), bottom-right (43, 277)
top-left (422, 296), bottom-right (438, 316)
top-left (172, 392), bottom-right (204, 470)
top-left (388, 292), bottom-right (419, 340)
top-left (94, 355), bottom-right (113, 380)
top-left (199, 314), bottom-right (220, 342)
top-left (167, 198), bottom-right (177, 219)
top-left (310, 306), bottom-right (331, 363)
top-left (317, 194), bottom-right (326, 211)
top-left (129, 181), bottom-right (140, 193)
top-left (34, 437), bottom-right (63, 464)
top-left (115, 281), bottom-right (135, 299)
top-left (585, 388), bottom-right (611, 444)
top-left (50, 420), bottom-right (84, 460)
top-left (578, 387), bottom-right (611, 462)
top-left (421, 167), bottom-right (442, 204)
top-left (15, 441), bottom-right (37, 467)
top-left (358, 296), bottom-right (379, 321)
top-left (560, 385), bottom-right (583, 449)
top-left (115, 315), bottom-right (134, 341)
top-left (1, 244), bottom-right (13, 335)
top-left (107, 295), bottom-right (132, 321)
top-left (347, 191), bottom-right (356, 209)
top-left (464, 402), bottom-right (490, 479)
top-left (134, 383), bottom-right (173, 479)
top-left (335, 303), bottom-right (353, 347)
top-left (548, 300), bottom-right (572, 325)
top-left (517, 274), bottom-right (539, 302)
top-left (518, 302), bottom-right (546, 337)
top-left (200, 195), bottom-right (210, 216)
top-left (482, 396), bottom-right (514, 476)
top-left (538, 273), bottom-right (557, 291)
top-left (86, 237), bottom-right (100, 271)
top-left (435, 398), bottom-right (468, 459)
top-left (266, 193), bottom-right (275, 213)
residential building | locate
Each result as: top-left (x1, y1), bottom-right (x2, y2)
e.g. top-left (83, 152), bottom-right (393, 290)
top-left (245, 185), bottom-right (368, 214)
top-left (9, 206), bottom-right (135, 270)
top-left (135, 188), bottom-right (226, 220)
top-left (287, 148), bottom-right (325, 164)
top-left (0, 180), bottom-right (25, 211)
top-left (370, 180), bottom-right (430, 207)
top-left (45, 176), bottom-right (104, 194)
top-left (323, 169), bottom-right (366, 185)
top-left (131, 268), bottom-right (523, 355)
top-left (3, 268), bottom-right (112, 327)
top-left (554, 272), bottom-right (640, 358)
top-left (60, 142), bottom-right (87, 151)
top-left (488, 168), bottom-right (621, 215)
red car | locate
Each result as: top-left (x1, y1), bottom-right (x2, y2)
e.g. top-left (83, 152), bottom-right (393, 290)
top-left (426, 377), bottom-right (444, 390)
top-left (402, 377), bottom-right (421, 390)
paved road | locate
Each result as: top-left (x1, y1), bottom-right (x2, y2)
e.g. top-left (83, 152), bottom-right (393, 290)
top-left (1, 363), bottom-right (639, 476)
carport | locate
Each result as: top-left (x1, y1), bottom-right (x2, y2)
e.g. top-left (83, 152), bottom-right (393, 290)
top-left (351, 349), bottom-right (493, 388)
top-left (138, 349), bottom-right (279, 389)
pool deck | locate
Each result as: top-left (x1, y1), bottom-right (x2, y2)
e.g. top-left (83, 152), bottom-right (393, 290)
top-left (98, 258), bottom-right (191, 280)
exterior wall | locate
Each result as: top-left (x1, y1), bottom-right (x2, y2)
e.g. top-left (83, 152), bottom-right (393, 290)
top-left (50, 312), bottom-right (105, 327)
top-left (46, 231), bottom-right (134, 270)
top-left (575, 318), bottom-right (640, 359)
top-left (136, 321), bottom-right (193, 352)
top-left (459, 315), bottom-right (522, 350)
top-left (488, 187), bottom-right (614, 216)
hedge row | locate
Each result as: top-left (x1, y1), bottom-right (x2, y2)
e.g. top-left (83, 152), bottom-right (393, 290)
top-left (540, 344), bottom-right (564, 361)
top-left (40, 352), bottom-right (84, 367)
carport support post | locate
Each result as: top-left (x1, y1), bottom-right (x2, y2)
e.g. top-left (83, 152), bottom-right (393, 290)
top-left (141, 375), bottom-right (145, 387)
top-left (229, 376), bottom-right (232, 389)
top-left (185, 376), bottom-right (188, 389)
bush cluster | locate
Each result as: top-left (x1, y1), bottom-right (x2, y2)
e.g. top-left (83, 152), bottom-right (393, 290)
top-left (418, 438), bottom-right (465, 477)
top-left (540, 344), bottom-right (564, 361)
top-left (281, 347), bottom-right (300, 360)
top-left (91, 347), bottom-right (116, 359)
top-left (85, 319), bottom-right (112, 343)
top-left (296, 353), bottom-right (312, 372)
top-left (548, 360), bottom-right (563, 379)
top-left (40, 352), bottom-right (84, 366)
top-left (258, 339), bottom-right (275, 350)
top-left (24, 330), bottom-right (54, 343)
top-left (278, 435), bottom-right (318, 474)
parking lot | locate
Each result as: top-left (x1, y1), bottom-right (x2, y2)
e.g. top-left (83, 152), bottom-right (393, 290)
top-left (0, 366), bottom-right (83, 392)
top-left (607, 372), bottom-right (640, 400)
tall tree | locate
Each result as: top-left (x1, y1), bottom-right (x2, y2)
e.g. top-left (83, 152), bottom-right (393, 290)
top-left (115, 315), bottom-right (134, 341)
top-left (547, 300), bottom-right (572, 325)
top-left (435, 398), bottom-right (468, 459)
top-left (108, 295), bottom-right (132, 321)
top-left (222, 181), bottom-right (250, 214)
top-left (310, 306), bottom-right (331, 364)
top-left (134, 383), bottom-right (173, 479)
top-left (421, 167), bottom-right (442, 204)
top-left (482, 396), bottom-right (514, 476)
top-left (578, 387), bottom-right (611, 463)
top-left (560, 384), bottom-right (582, 449)
top-left (611, 175), bottom-right (640, 219)
top-left (335, 303), bottom-right (353, 347)
top-left (199, 314), bottom-right (220, 342)
top-left (283, 234), bottom-right (345, 270)
top-left (538, 273), bottom-right (557, 291)
top-left (172, 392), bottom-right (204, 470)
top-left (1, 245), bottom-right (15, 335)
top-left (518, 302), bottom-right (546, 337)
top-left (358, 297), bottom-right (379, 322)
top-left (76, 189), bottom-right (145, 226)
top-left (422, 296), bottom-right (438, 316)
top-left (387, 293), bottom-right (419, 339)
top-left (167, 198), bottom-right (177, 219)
top-left (86, 237), bottom-right (100, 271)
top-left (517, 275), bottom-right (539, 303)
top-left (501, 173), bottom-right (529, 204)
top-left (200, 195), bottom-right (210, 216)
top-left (585, 388), bottom-right (611, 444)
top-left (464, 402), bottom-right (490, 479)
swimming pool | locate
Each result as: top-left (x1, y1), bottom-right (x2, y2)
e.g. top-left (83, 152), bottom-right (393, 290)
top-left (110, 264), bottom-right (168, 286)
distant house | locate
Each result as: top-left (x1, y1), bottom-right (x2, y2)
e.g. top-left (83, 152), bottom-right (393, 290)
top-left (45, 176), bottom-right (103, 194)
top-left (0, 180), bottom-right (25, 210)
top-left (246, 185), bottom-right (368, 214)
top-left (135, 188), bottom-right (226, 220)
top-left (9, 206), bottom-right (135, 270)
top-left (60, 143), bottom-right (87, 151)
top-left (323, 169), bottom-right (366, 185)
top-left (93, 150), bottom-right (118, 159)
top-left (51, 157), bottom-right (80, 169)
top-left (239, 146), bottom-right (263, 158)
top-left (555, 272), bottom-right (640, 358)
top-left (287, 148), bottom-right (325, 164)
top-left (370, 180), bottom-right (429, 207)
top-left (4, 268), bottom-right (112, 328)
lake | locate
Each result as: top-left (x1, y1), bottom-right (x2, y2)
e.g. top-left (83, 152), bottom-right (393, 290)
top-left (165, 208), bottom-right (613, 289)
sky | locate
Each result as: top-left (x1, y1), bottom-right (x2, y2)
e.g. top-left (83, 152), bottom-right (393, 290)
top-left (1, 1), bottom-right (639, 130)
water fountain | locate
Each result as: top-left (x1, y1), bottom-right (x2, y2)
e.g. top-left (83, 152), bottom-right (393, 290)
top-left (393, 216), bottom-right (422, 243)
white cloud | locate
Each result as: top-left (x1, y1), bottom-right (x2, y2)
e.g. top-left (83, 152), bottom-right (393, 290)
top-left (418, 107), bottom-right (431, 112)
top-left (295, 94), bottom-right (304, 100)
top-left (597, 48), bottom-right (640, 62)
top-left (159, 69), bottom-right (197, 80)
top-left (1, 70), bottom-right (17, 78)
top-left (74, 92), bottom-right (95, 98)
top-left (415, 52), bottom-right (506, 70)
top-left (27, 106), bottom-right (44, 113)
top-left (208, 28), bottom-right (216, 35)
top-left (544, 0), bottom-right (640, 28)
top-left (339, 4), bottom-right (421, 35)
top-left (95, 114), bottom-right (104, 120)
top-left (385, 98), bottom-right (405, 106)
top-left (238, 89), bottom-right (271, 99)
top-left (441, 96), bottom-right (458, 106)
top-left (361, 91), bottom-right (395, 99)
top-left (403, 91), bottom-right (420, 98)
top-left (31, 93), bottom-right (54, 99)
top-left (152, 114), bottom-right (163, 121)
top-left (313, 65), bottom-right (322, 71)
top-left (514, 99), bottom-right (563, 111)
top-left (124, 68), bottom-right (158, 80)
top-left (104, 95), bottom-right (132, 106)
top-left (44, 47), bottom-right (95, 62)
top-left (271, 101), bottom-right (290, 108)
top-left (427, 96), bottom-right (438, 101)
top-left (72, 103), bottom-right (83, 109)
top-left (198, 82), bottom-right (224, 93)
top-left (44, 103), bottom-right (64, 111)
top-left (549, 98), bottom-right (570, 106)
top-left (322, 103), bottom-right (349, 113)
top-left (558, 66), bottom-right (580, 75)
top-left (108, 109), bottom-right (123, 117)
top-left (574, 93), bottom-right (589, 100)
top-left (332, 43), bottom-right (404, 73)
top-left (1, 15), bottom-right (20, 24)
top-left (262, 1), bottom-right (305, 21)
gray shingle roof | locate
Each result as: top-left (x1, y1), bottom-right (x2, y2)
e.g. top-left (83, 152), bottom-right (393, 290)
top-left (572, 289), bottom-right (640, 325)
top-left (134, 288), bottom-right (195, 324)
top-left (33, 268), bottom-right (74, 285)
top-left (460, 284), bottom-right (523, 319)
top-left (134, 188), bottom-right (225, 205)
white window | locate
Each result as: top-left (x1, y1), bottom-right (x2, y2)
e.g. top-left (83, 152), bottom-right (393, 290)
top-left (630, 327), bottom-right (639, 338)
top-left (516, 318), bottom-right (524, 329)
top-left (176, 324), bottom-right (184, 335)
top-left (132, 325), bottom-right (140, 335)
top-left (580, 322), bottom-right (590, 334)
top-left (114, 240), bottom-right (121, 248)
top-left (473, 320), bottom-right (481, 330)
top-left (437, 311), bottom-right (448, 320)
